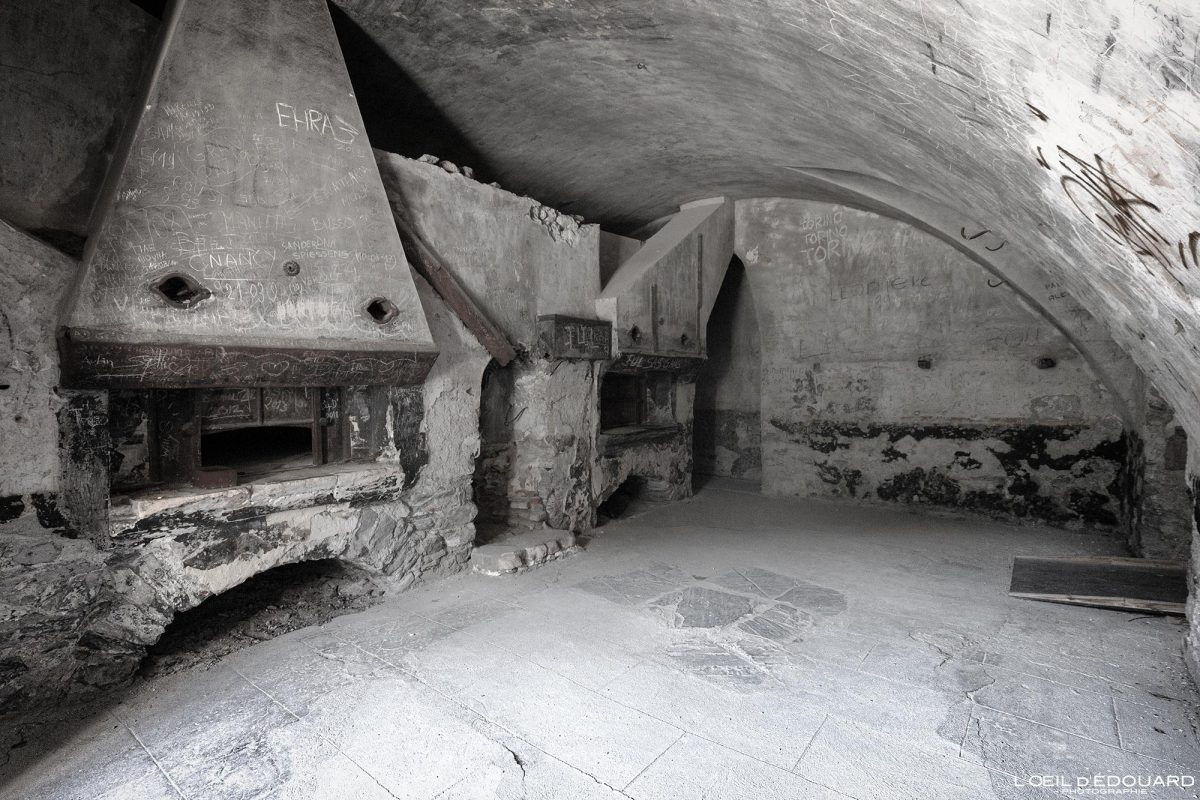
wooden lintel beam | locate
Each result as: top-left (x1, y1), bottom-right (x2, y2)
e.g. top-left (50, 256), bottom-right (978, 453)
top-left (390, 209), bottom-right (517, 367)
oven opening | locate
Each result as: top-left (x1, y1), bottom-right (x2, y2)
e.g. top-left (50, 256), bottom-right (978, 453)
top-left (201, 425), bottom-right (314, 476)
top-left (600, 372), bottom-right (645, 431)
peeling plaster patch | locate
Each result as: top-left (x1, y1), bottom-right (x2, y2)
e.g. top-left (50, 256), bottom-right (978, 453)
top-left (768, 419), bottom-right (1124, 527)
top-left (694, 409), bottom-right (761, 480)
top-left (1030, 394), bottom-right (1084, 421)
top-left (0, 495), bottom-right (25, 524)
top-left (529, 202), bottom-right (584, 245)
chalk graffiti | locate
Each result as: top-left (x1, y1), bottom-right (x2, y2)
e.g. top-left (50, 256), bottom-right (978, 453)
top-left (204, 141), bottom-right (290, 208)
top-left (275, 102), bottom-right (359, 145)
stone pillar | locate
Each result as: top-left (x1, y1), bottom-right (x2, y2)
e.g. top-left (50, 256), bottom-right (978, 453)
top-left (506, 358), bottom-right (598, 533)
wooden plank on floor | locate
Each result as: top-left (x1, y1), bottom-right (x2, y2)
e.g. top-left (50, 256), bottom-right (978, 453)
top-left (1009, 556), bottom-right (1188, 615)
top-left (1008, 592), bottom-right (1185, 616)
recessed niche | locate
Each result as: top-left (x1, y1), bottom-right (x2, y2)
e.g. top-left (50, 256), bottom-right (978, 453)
top-left (201, 425), bottom-right (314, 477)
top-left (152, 273), bottom-right (211, 308)
top-left (600, 372), bottom-right (644, 430)
top-left (365, 297), bottom-right (399, 324)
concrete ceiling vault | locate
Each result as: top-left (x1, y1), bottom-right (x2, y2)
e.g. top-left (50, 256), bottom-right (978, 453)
top-left (335, 0), bottom-right (1200, 435)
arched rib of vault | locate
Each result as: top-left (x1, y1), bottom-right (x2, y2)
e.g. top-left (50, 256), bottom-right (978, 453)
top-left (745, 168), bottom-right (1142, 426)
top-left (337, 0), bottom-right (1200, 437)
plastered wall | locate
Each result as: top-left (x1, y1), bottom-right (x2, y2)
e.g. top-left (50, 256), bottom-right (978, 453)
top-left (735, 198), bottom-right (1134, 528)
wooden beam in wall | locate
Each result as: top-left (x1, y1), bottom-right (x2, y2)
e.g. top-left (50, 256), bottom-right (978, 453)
top-left (389, 209), bottom-right (518, 367)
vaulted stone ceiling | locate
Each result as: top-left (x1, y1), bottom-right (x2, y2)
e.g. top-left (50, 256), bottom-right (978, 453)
top-left (337, 0), bottom-right (1200, 436)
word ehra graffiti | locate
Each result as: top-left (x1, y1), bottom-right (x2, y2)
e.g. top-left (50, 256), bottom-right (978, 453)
top-left (1028, 106), bottom-right (1199, 290)
top-left (275, 103), bottom-right (359, 145)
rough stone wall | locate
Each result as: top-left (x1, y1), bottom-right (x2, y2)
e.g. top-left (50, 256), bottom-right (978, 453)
top-left (1186, 440), bottom-right (1200, 688)
top-left (694, 259), bottom-right (761, 481)
top-left (0, 216), bottom-right (488, 715)
top-left (0, 222), bottom-right (77, 499)
top-left (0, 1), bottom-right (155, 244)
top-left (377, 151), bottom-right (603, 534)
top-left (737, 198), bottom-right (1132, 528)
top-left (0, 225), bottom-right (109, 711)
top-left (1130, 383), bottom-right (1192, 558)
top-left (506, 359), bottom-right (598, 532)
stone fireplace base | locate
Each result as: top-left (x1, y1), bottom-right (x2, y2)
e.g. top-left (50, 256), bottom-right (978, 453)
top-left (71, 463), bottom-right (477, 694)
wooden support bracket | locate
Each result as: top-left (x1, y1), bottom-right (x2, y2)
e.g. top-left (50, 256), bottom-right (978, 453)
top-left (390, 208), bottom-right (517, 367)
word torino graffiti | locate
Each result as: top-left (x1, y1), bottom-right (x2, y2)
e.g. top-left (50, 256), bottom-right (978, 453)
top-left (1029, 107), bottom-right (1199, 290)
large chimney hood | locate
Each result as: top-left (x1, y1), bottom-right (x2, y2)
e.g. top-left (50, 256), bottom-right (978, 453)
top-left (59, 0), bottom-right (436, 388)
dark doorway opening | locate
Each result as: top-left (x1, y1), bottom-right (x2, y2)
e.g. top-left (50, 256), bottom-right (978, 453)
top-left (693, 256), bottom-right (762, 490)
top-left (473, 360), bottom-right (516, 542)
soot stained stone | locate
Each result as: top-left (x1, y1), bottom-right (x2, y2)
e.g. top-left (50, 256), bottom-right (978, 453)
top-left (709, 567), bottom-right (802, 599)
top-left (30, 493), bottom-right (68, 530)
top-left (776, 582), bottom-right (848, 617)
top-left (0, 495), bottom-right (25, 525)
top-left (737, 604), bottom-right (810, 643)
top-left (652, 587), bottom-right (754, 628)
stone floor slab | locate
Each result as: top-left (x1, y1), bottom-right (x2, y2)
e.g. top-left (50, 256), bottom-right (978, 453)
top-left (603, 659), bottom-right (827, 769)
top-left (624, 733), bottom-right (845, 800)
top-left (4, 486), bottom-right (1197, 798)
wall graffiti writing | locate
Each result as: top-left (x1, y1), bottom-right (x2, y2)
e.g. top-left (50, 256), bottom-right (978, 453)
top-left (959, 226), bottom-right (1006, 252)
top-left (274, 102), bottom-right (359, 145)
top-left (536, 315), bottom-right (611, 360)
top-left (829, 274), bottom-right (934, 302)
top-left (1029, 102), bottom-right (1199, 290)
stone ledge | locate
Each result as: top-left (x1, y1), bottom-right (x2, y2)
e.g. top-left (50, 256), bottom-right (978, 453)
top-left (471, 528), bottom-right (580, 576)
top-left (109, 463), bottom-right (402, 536)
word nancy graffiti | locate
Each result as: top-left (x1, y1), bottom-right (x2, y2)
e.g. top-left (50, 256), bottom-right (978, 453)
top-left (1029, 104), bottom-right (1199, 290)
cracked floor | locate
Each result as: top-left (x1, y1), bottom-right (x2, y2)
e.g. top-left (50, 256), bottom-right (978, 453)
top-left (3, 480), bottom-right (1199, 799)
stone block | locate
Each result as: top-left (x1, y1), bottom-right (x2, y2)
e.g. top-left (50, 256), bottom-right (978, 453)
top-left (471, 528), bottom-right (579, 575)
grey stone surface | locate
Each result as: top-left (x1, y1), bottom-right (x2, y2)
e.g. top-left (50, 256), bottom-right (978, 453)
top-left (624, 734), bottom-right (845, 800)
top-left (0, 1), bottom-right (155, 237)
top-left (4, 486), bottom-right (1195, 799)
top-left (0, 250), bottom-right (489, 721)
top-left (738, 199), bottom-right (1133, 529)
top-left (338, 2), bottom-right (1200, 497)
top-left (471, 529), bottom-right (579, 575)
top-left (649, 586), bottom-right (753, 628)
